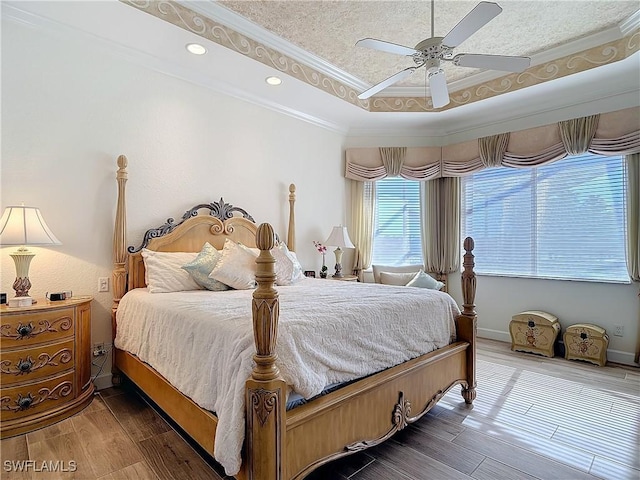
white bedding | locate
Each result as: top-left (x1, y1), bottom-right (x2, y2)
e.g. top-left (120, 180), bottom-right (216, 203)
top-left (114, 277), bottom-right (460, 475)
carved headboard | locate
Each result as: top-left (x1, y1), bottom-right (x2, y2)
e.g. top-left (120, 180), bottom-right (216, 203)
top-left (126, 201), bottom-right (258, 291)
top-left (111, 155), bottom-right (298, 321)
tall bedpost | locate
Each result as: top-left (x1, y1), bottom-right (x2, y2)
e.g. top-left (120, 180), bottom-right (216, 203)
top-left (112, 155), bottom-right (128, 384)
top-left (459, 237), bottom-right (477, 404)
top-left (246, 223), bottom-right (286, 480)
top-left (287, 184), bottom-right (296, 252)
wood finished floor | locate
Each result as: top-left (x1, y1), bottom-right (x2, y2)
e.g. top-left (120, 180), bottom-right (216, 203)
top-left (2, 339), bottom-right (638, 480)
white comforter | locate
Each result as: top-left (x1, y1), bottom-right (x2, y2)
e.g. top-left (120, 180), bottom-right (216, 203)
top-left (114, 278), bottom-right (459, 475)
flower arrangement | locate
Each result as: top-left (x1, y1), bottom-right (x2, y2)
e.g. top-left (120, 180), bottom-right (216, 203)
top-left (313, 241), bottom-right (328, 278)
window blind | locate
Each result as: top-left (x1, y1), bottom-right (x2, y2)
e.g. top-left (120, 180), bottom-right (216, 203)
top-left (372, 177), bottom-right (422, 266)
top-left (462, 153), bottom-right (628, 282)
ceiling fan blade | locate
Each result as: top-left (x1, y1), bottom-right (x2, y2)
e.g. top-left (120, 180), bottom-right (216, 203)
top-left (454, 53), bottom-right (531, 72)
top-left (442, 2), bottom-right (502, 48)
top-left (355, 38), bottom-right (419, 56)
top-left (358, 67), bottom-right (417, 99)
top-left (428, 69), bottom-right (450, 108)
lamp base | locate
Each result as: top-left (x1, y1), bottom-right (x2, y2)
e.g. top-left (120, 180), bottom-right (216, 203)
top-left (332, 247), bottom-right (344, 278)
top-left (10, 248), bottom-right (36, 302)
top-left (13, 277), bottom-right (32, 297)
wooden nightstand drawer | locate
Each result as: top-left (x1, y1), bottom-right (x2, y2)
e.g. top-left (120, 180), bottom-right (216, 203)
top-left (0, 371), bottom-right (75, 422)
top-left (0, 339), bottom-right (74, 387)
top-left (0, 307), bottom-right (74, 348)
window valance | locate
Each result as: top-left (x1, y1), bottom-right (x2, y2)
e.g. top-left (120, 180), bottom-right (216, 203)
top-left (345, 107), bottom-right (640, 181)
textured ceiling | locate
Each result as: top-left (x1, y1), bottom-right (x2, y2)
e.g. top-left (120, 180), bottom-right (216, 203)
top-left (219, 0), bottom-right (638, 88)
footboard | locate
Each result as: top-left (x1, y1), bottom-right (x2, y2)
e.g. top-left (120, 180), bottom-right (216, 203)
top-left (284, 342), bottom-right (470, 479)
top-left (244, 234), bottom-right (477, 480)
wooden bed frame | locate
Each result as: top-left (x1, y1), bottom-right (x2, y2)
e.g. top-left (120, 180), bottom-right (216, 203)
top-left (110, 155), bottom-right (477, 480)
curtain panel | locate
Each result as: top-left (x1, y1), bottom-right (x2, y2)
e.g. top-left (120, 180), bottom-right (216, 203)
top-left (625, 153), bottom-right (640, 364)
top-left (421, 178), bottom-right (461, 275)
top-left (348, 180), bottom-right (375, 280)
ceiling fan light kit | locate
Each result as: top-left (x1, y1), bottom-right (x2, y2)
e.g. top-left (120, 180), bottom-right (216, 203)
top-left (356, 1), bottom-right (531, 107)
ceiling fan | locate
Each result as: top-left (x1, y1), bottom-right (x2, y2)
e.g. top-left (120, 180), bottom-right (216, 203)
top-left (356, 1), bottom-right (531, 108)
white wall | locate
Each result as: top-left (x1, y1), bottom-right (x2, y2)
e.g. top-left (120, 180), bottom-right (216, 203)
top-left (1, 20), bottom-right (348, 387)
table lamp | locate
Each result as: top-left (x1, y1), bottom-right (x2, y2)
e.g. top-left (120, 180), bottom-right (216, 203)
top-left (324, 226), bottom-right (355, 278)
top-left (0, 206), bottom-right (62, 303)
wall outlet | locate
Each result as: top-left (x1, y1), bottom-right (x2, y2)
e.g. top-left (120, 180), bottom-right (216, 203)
top-left (98, 277), bottom-right (109, 292)
top-left (92, 342), bottom-right (112, 357)
top-left (613, 325), bottom-right (624, 337)
top-left (92, 343), bottom-right (106, 356)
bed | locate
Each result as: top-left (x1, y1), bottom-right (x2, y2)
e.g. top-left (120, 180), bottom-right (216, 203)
top-left (110, 155), bottom-right (478, 480)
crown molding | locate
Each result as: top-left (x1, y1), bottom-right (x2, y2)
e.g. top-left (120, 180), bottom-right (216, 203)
top-left (620, 9), bottom-right (640, 36)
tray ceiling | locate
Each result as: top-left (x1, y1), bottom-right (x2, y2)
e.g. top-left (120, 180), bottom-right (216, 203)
top-left (3, 1), bottom-right (639, 137)
top-left (219, 0), bottom-right (638, 88)
top-left (137, 0), bottom-right (639, 113)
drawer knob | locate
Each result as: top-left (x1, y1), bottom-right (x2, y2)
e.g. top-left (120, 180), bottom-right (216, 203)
top-left (16, 393), bottom-right (34, 410)
top-left (17, 358), bottom-right (34, 373)
top-left (16, 323), bottom-right (34, 338)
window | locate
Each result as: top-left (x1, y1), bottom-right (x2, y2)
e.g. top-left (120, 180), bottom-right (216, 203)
top-left (372, 177), bottom-right (422, 266)
top-left (462, 153), bottom-right (628, 282)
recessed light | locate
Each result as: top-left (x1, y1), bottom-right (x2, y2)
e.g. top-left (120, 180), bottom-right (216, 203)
top-left (186, 43), bottom-right (207, 55)
top-left (265, 76), bottom-right (282, 86)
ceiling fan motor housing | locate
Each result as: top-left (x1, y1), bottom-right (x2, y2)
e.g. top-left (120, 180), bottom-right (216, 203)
top-left (413, 37), bottom-right (453, 69)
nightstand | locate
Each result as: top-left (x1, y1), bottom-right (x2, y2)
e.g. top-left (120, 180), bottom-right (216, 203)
top-left (328, 275), bottom-right (358, 282)
top-left (0, 297), bottom-right (94, 438)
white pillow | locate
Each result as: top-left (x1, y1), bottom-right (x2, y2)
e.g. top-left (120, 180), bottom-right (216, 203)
top-left (271, 242), bottom-right (304, 286)
top-left (141, 249), bottom-right (201, 293)
top-left (406, 270), bottom-right (445, 290)
top-left (379, 271), bottom-right (417, 286)
top-left (181, 243), bottom-right (229, 291)
top-left (209, 239), bottom-right (259, 290)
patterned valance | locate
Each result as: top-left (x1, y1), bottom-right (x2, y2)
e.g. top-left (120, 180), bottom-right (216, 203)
top-left (345, 107), bottom-right (640, 181)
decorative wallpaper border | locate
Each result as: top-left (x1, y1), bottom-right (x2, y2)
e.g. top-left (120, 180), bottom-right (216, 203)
top-left (123, 1), bottom-right (638, 114)
top-left (124, 0), bottom-right (368, 110)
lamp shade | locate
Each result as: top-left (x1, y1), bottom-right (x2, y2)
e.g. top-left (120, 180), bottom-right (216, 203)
top-left (324, 226), bottom-right (355, 248)
top-left (0, 206), bottom-right (62, 246)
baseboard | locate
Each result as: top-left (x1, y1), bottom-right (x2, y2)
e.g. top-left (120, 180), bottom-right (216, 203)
top-left (478, 328), bottom-right (638, 367)
top-left (478, 328), bottom-right (511, 343)
top-left (606, 349), bottom-right (638, 367)
top-left (94, 372), bottom-right (114, 390)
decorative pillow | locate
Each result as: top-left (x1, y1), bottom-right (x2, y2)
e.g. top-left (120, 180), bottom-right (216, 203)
top-left (209, 239), bottom-right (259, 290)
top-left (271, 242), bottom-right (304, 286)
top-left (406, 270), bottom-right (445, 290)
top-left (372, 264), bottom-right (424, 284)
top-left (181, 243), bottom-right (229, 292)
top-left (379, 271), bottom-right (417, 286)
top-left (141, 249), bottom-right (201, 293)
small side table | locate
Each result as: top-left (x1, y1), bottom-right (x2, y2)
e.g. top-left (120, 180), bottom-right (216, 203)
top-left (0, 297), bottom-right (95, 438)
